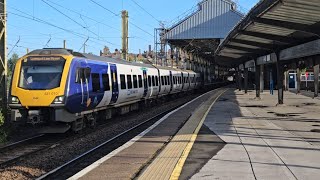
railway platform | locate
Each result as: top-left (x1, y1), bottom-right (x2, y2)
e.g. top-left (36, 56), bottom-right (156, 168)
top-left (69, 88), bottom-right (320, 180)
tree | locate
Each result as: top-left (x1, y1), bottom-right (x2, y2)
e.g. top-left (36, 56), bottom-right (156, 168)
top-left (8, 53), bottom-right (19, 74)
top-left (7, 53), bottom-right (19, 87)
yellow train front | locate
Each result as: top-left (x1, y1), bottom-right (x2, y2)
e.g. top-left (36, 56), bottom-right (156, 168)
top-left (9, 49), bottom-right (73, 132)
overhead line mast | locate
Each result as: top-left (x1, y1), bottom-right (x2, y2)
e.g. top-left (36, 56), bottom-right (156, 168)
top-left (122, 10), bottom-right (128, 61)
top-left (0, 0), bottom-right (7, 122)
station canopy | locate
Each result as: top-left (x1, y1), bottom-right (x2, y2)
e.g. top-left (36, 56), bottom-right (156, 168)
top-left (164, 0), bottom-right (243, 62)
top-left (215, 0), bottom-right (320, 66)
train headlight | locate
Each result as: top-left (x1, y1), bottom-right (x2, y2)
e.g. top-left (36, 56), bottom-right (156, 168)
top-left (53, 96), bottom-right (64, 104)
top-left (11, 96), bottom-right (20, 104)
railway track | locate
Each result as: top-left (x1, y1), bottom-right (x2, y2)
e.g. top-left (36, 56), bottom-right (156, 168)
top-left (0, 134), bottom-right (63, 167)
top-left (37, 102), bottom-right (187, 180)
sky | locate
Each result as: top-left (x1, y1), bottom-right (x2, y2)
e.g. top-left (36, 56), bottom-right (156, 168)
top-left (6, 0), bottom-right (259, 57)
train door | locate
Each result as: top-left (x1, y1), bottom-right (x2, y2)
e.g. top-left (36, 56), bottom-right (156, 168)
top-left (77, 67), bottom-right (91, 109)
top-left (158, 69), bottom-right (161, 93)
top-left (169, 71), bottom-right (173, 92)
top-left (143, 69), bottom-right (148, 98)
top-left (188, 73), bottom-right (190, 90)
top-left (181, 72), bottom-right (184, 90)
top-left (110, 64), bottom-right (119, 104)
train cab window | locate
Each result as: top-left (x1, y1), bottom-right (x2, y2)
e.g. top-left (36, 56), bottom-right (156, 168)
top-left (120, 74), bottom-right (126, 89)
top-left (148, 75), bottom-right (151, 87)
top-left (92, 73), bottom-right (101, 92)
top-left (127, 75), bottom-right (132, 89)
top-left (152, 76), bottom-right (155, 86)
top-left (133, 75), bottom-right (138, 88)
top-left (102, 74), bottom-right (110, 91)
top-left (155, 76), bottom-right (159, 86)
top-left (138, 75), bottom-right (143, 88)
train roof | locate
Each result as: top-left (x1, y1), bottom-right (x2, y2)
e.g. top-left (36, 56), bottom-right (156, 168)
top-left (27, 48), bottom-right (196, 73)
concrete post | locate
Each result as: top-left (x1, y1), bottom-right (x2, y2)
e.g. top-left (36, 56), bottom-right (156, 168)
top-left (260, 64), bottom-right (264, 93)
top-left (296, 63), bottom-right (301, 94)
top-left (244, 66), bottom-right (248, 94)
top-left (238, 68), bottom-right (242, 91)
top-left (255, 62), bottom-right (261, 99)
top-left (217, 65), bottom-right (220, 80)
top-left (276, 53), bottom-right (284, 104)
top-left (284, 70), bottom-right (289, 91)
top-left (314, 63), bottom-right (319, 97)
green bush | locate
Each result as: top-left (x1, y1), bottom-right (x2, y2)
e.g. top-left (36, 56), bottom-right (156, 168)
top-left (0, 109), bottom-right (7, 143)
top-left (0, 109), bottom-right (4, 126)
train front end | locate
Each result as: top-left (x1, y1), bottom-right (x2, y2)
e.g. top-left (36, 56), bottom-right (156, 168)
top-left (9, 49), bottom-right (73, 130)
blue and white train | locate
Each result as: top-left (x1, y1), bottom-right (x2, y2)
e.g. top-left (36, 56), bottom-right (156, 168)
top-left (9, 49), bottom-right (202, 132)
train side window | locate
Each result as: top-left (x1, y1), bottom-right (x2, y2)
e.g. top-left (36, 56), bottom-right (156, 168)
top-left (75, 68), bottom-right (83, 83)
top-left (155, 76), bottom-right (159, 86)
top-left (133, 75), bottom-right (138, 88)
top-left (127, 75), bottom-right (132, 89)
top-left (138, 75), bottom-right (143, 88)
top-left (152, 76), bottom-right (155, 86)
top-left (92, 73), bottom-right (101, 92)
top-left (161, 76), bottom-right (164, 85)
top-left (76, 67), bottom-right (91, 83)
top-left (120, 74), bottom-right (126, 89)
top-left (167, 76), bottom-right (170, 85)
top-left (102, 74), bottom-right (110, 91)
top-left (148, 75), bottom-right (151, 87)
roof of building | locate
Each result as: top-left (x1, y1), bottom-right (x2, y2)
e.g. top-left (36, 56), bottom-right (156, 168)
top-left (215, 0), bottom-right (320, 66)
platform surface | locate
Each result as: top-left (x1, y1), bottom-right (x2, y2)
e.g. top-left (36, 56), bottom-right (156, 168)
top-left (70, 89), bottom-right (226, 180)
top-left (190, 89), bottom-right (320, 180)
top-left (70, 89), bottom-right (320, 180)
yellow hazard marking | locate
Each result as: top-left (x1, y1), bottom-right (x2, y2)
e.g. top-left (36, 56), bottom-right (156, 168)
top-left (170, 89), bottom-right (227, 180)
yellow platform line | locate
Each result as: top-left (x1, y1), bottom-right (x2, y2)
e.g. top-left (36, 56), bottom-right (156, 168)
top-left (170, 89), bottom-right (227, 180)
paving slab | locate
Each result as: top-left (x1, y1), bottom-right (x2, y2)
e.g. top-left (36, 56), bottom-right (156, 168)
top-left (191, 89), bottom-right (320, 180)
